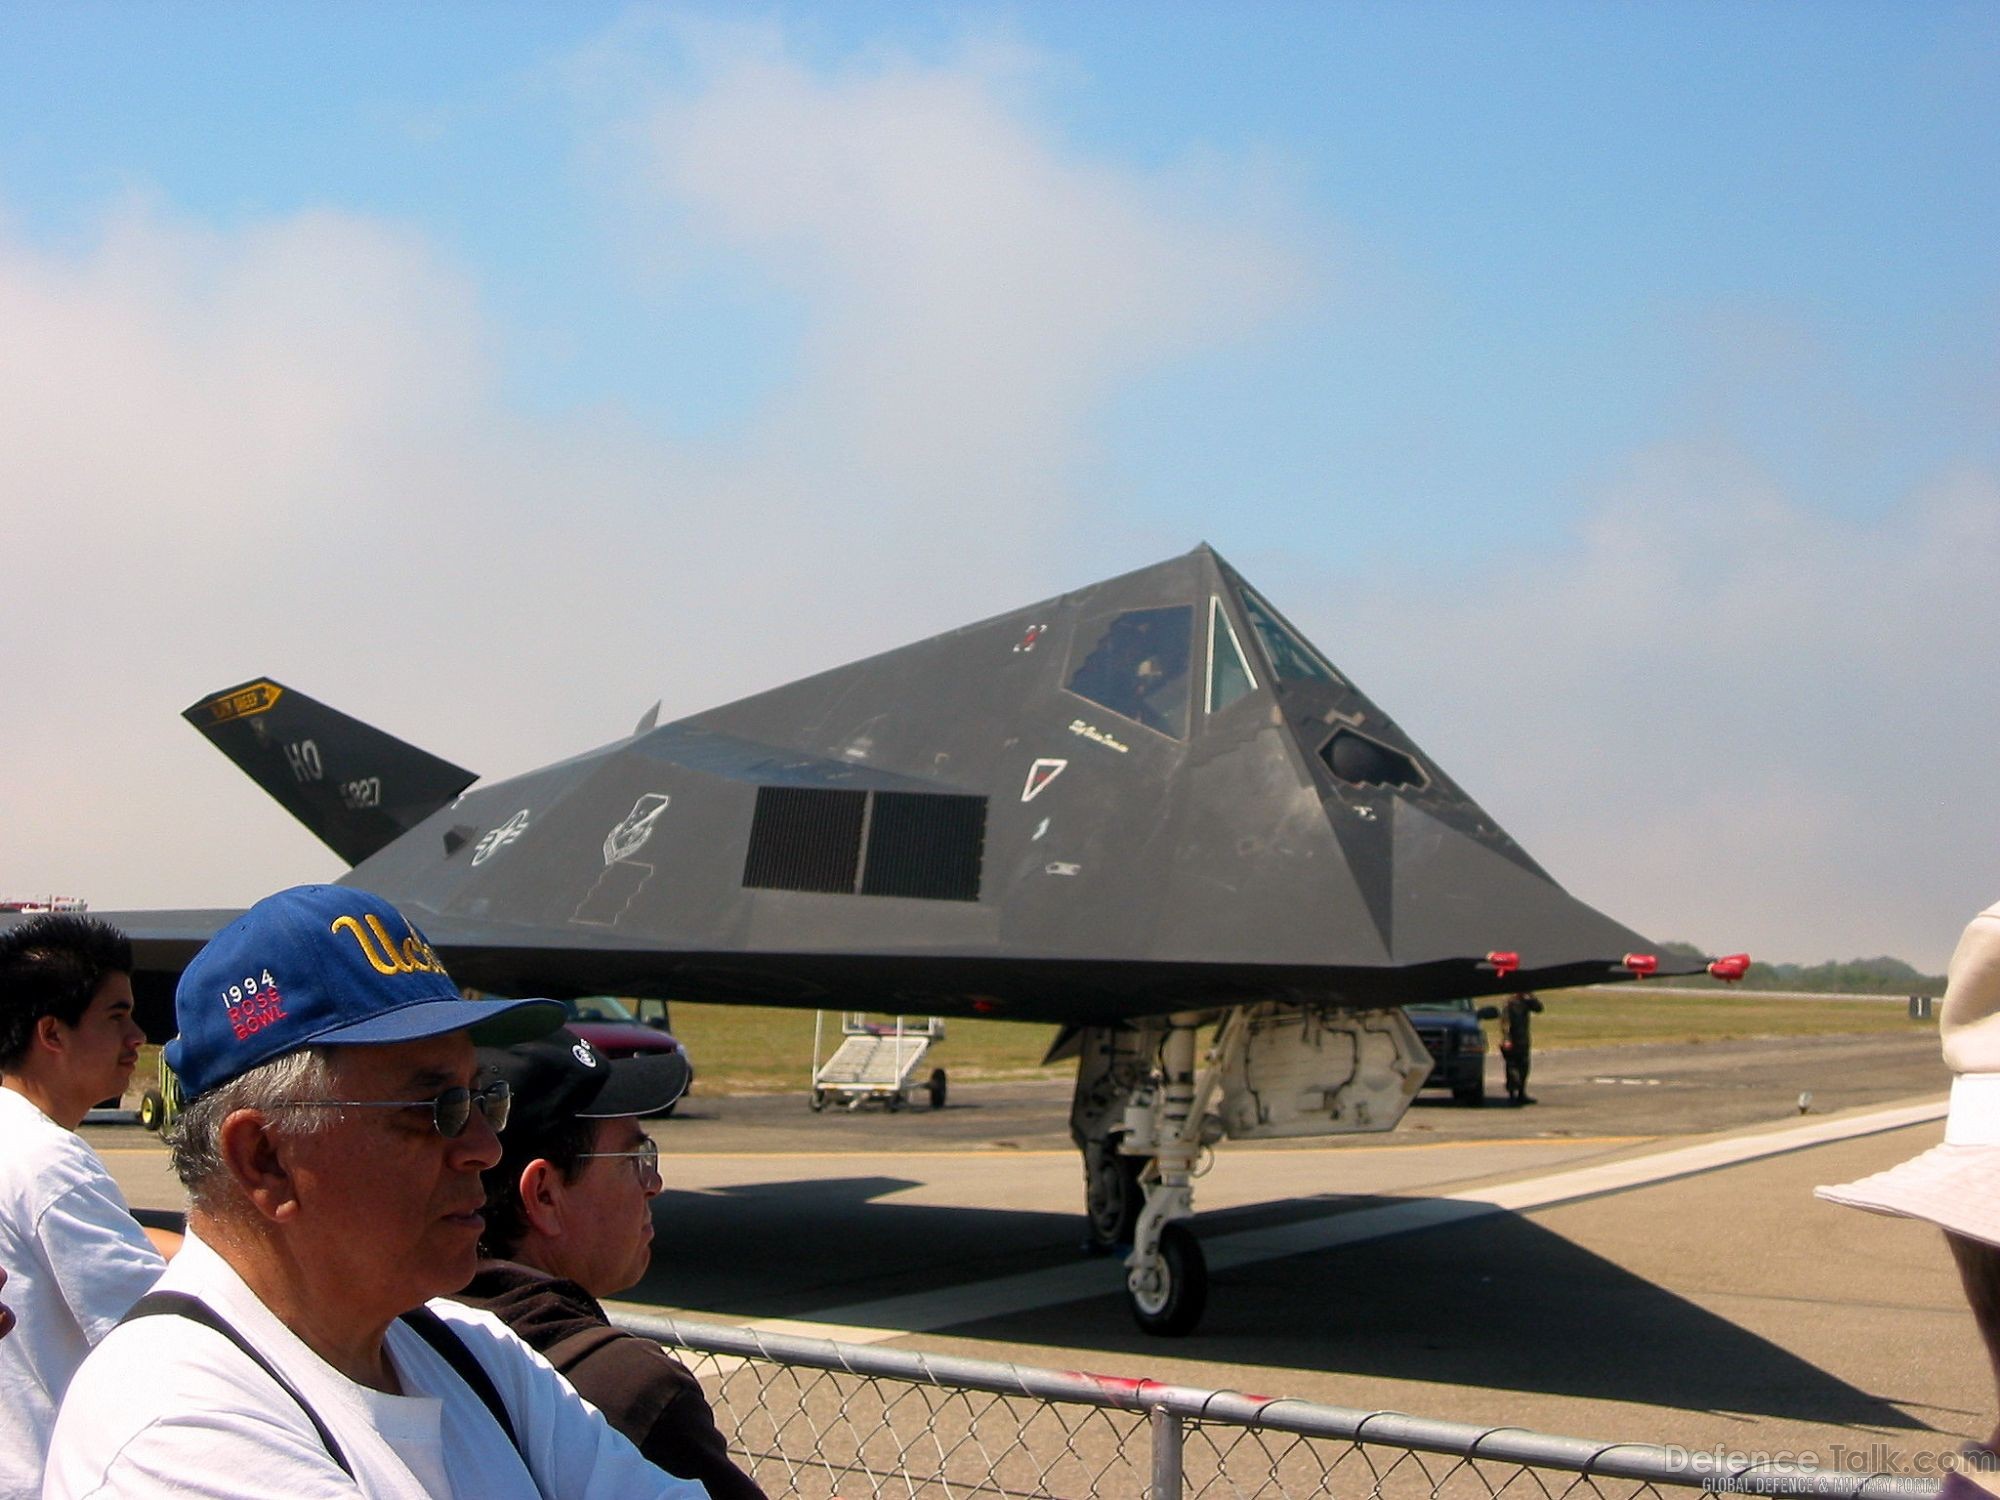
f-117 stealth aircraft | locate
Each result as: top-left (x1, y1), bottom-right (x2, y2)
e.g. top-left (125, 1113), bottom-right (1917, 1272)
top-left (98, 544), bottom-right (1744, 1334)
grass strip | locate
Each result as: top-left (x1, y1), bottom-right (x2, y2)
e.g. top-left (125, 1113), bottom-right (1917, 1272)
top-left (133, 990), bottom-right (1929, 1101)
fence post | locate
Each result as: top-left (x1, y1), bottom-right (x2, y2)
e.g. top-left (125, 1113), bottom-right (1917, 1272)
top-left (1151, 1405), bottom-right (1183, 1500)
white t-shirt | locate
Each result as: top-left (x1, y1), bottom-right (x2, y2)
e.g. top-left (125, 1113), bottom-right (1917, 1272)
top-left (0, 1084), bottom-right (164, 1499)
top-left (45, 1230), bottom-right (710, 1499)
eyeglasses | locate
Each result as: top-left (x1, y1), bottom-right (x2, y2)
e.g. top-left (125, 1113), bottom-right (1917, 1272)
top-left (286, 1081), bottom-right (512, 1138)
top-left (575, 1136), bottom-right (660, 1186)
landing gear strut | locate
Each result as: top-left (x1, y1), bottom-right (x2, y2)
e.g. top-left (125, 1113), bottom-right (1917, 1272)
top-left (1069, 1011), bottom-right (1231, 1335)
top-left (1119, 1012), bottom-right (1217, 1336)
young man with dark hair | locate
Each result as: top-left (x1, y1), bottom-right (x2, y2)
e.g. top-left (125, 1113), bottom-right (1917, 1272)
top-left (0, 913), bottom-right (170, 1497)
top-left (460, 1030), bottom-right (765, 1500)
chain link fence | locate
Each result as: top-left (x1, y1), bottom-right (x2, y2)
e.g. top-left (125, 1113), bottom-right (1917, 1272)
top-left (616, 1312), bottom-right (1942, 1500)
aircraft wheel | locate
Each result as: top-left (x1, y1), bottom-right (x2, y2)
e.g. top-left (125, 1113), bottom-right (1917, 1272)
top-left (928, 1068), bottom-right (947, 1109)
top-left (1129, 1222), bottom-right (1207, 1337)
top-left (809, 1088), bottom-right (828, 1113)
top-left (138, 1089), bottom-right (167, 1133)
top-left (1084, 1149), bottom-right (1145, 1252)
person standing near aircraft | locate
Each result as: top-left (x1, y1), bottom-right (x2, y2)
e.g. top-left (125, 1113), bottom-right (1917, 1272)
top-left (0, 914), bottom-right (171, 1498)
top-left (43, 885), bottom-right (709, 1499)
top-left (461, 1030), bottom-right (765, 1500)
top-left (1500, 991), bottom-right (1544, 1105)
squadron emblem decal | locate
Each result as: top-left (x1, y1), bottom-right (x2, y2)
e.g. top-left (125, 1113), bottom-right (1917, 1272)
top-left (603, 793), bottom-right (671, 865)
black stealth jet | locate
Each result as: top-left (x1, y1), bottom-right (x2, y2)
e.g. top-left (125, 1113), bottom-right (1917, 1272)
top-left (107, 545), bottom-right (1744, 1333)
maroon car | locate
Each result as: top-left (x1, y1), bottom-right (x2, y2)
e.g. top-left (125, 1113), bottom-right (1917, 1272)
top-left (561, 996), bottom-right (692, 1114)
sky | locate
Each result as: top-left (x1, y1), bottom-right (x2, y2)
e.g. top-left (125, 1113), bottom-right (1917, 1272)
top-left (1, 2), bottom-right (1995, 970)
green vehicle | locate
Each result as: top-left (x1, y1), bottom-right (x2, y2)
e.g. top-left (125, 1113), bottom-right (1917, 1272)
top-left (138, 1060), bottom-right (185, 1133)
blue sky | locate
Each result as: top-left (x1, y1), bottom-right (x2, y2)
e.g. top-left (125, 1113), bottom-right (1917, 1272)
top-left (1, 3), bottom-right (1995, 966)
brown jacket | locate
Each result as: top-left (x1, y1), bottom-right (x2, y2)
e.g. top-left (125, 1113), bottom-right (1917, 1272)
top-left (457, 1261), bottom-right (766, 1500)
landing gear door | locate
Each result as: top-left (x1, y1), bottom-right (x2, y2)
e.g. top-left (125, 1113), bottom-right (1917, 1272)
top-left (1217, 1003), bottom-right (1431, 1140)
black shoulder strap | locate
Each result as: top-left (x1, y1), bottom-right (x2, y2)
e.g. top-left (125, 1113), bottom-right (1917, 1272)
top-left (121, 1294), bottom-right (526, 1478)
top-left (400, 1305), bottom-right (520, 1454)
top-left (121, 1291), bottom-right (353, 1478)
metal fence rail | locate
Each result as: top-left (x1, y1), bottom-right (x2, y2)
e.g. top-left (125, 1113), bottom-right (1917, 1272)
top-left (616, 1311), bottom-right (1941, 1500)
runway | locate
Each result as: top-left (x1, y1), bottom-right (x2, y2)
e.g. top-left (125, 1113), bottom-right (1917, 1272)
top-left (91, 1028), bottom-right (1977, 1472)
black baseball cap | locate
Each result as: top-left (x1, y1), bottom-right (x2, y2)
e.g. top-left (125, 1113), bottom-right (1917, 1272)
top-left (479, 1027), bottom-right (689, 1157)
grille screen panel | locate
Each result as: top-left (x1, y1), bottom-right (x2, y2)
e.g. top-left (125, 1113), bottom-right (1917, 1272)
top-left (742, 786), bottom-right (986, 901)
top-left (861, 792), bottom-right (986, 902)
top-left (742, 787), bottom-right (866, 893)
top-left (1320, 728), bottom-right (1428, 790)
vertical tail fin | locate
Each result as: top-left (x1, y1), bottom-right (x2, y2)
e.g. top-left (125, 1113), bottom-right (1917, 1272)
top-left (184, 679), bottom-right (477, 867)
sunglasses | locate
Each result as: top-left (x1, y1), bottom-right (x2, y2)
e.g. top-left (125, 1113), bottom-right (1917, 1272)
top-left (575, 1135), bottom-right (660, 1185)
top-left (287, 1080), bottom-right (512, 1138)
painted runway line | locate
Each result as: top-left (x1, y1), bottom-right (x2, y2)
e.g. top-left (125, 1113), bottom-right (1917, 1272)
top-left (740, 1097), bottom-right (1947, 1346)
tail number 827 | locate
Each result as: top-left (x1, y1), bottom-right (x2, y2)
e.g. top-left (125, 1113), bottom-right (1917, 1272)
top-left (340, 777), bottom-right (382, 810)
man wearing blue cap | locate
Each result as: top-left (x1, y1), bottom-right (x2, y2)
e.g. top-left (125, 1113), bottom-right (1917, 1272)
top-left (43, 885), bottom-right (711, 1499)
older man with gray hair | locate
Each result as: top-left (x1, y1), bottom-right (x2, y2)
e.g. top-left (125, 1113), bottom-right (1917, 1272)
top-left (45, 885), bottom-right (710, 1498)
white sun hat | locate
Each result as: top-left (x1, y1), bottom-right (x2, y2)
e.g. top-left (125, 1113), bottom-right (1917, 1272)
top-left (1815, 901), bottom-right (2000, 1244)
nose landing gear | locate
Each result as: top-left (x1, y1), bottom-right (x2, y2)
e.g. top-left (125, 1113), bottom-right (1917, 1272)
top-left (1118, 1011), bottom-right (1216, 1336)
top-left (1067, 1001), bottom-right (1429, 1335)
top-left (1070, 1011), bottom-right (1226, 1335)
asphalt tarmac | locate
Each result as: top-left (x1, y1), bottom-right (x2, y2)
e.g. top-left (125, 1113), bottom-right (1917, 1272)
top-left (91, 1028), bottom-right (1974, 1474)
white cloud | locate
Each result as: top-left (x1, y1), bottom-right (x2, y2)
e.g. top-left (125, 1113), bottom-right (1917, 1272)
top-left (575, 20), bottom-right (1307, 531)
top-left (0, 27), bottom-right (1308, 915)
top-left (0, 200), bottom-right (499, 903)
top-left (1308, 445), bottom-right (2000, 970)
top-left (21, 19), bottom-right (1972, 976)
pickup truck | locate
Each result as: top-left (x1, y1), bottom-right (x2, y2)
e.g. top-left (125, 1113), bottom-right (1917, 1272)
top-left (1402, 997), bottom-right (1500, 1105)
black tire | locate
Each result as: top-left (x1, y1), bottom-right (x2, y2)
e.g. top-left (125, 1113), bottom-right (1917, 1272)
top-left (927, 1068), bottom-right (947, 1109)
top-left (1084, 1148), bottom-right (1146, 1252)
top-left (886, 1091), bottom-right (904, 1112)
top-left (1129, 1222), bottom-right (1208, 1337)
top-left (809, 1088), bottom-right (828, 1112)
top-left (1453, 1075), bottom-right (1484, 1107)
top-left (139, 1090), bottom-right (166, 1133)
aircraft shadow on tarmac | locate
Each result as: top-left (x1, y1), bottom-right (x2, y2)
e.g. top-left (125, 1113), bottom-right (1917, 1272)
top-left (639, 1184), bottom-right (1916, 1432)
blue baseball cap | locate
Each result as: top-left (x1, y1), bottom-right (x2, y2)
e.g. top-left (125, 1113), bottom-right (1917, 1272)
top-left (166, 884), bottom-right (563, 1099)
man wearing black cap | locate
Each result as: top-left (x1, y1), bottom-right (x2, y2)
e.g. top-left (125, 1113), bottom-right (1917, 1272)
top-left (460, 1030), bottom-right (765, 1500)
top-left (43, 885), bottom-right (709, 1499)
